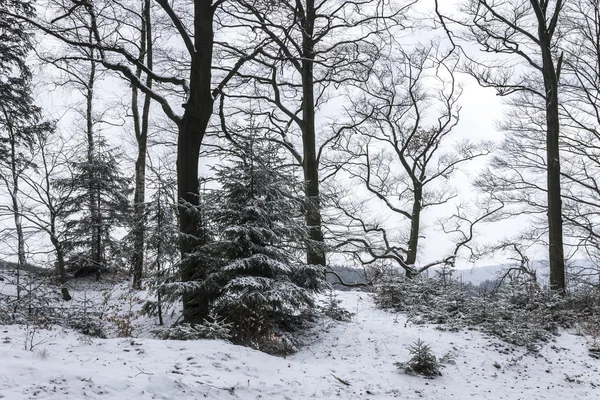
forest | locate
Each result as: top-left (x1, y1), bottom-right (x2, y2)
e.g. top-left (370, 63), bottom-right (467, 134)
top-left (1, 0), bottom-right (600, 398)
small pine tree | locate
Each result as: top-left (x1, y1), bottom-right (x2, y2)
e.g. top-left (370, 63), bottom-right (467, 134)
top-left (395, 339), bottom-right (443, 378)
top-left (142, 167), bottom-right (180, 325)
top-left (184, 140), bottom-right (327, 352)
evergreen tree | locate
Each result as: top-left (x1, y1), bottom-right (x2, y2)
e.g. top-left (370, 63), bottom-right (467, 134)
top-left (143, 167), bottom-right (179, 325)
top-left (193, 140), bottom-right (327, 352)
top-left (0, 0), bottom-right (53, 295)
top-left (55, 137), bottom-right (132, 277)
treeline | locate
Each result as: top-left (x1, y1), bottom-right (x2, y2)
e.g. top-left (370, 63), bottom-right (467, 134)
top-left (1, 0), bottom-right (599, 341)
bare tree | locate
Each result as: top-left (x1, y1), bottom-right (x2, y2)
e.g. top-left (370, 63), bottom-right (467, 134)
top-left (36, 11), bottom-right (131, 279)
top-left (19, 129), bottom-right (76, 300)
top-left (436, 0), bottom-right (567, 292)
top-left (329, 44), bottom-right (492, 277)
top-left (558, 0), bottom-right (600, 263)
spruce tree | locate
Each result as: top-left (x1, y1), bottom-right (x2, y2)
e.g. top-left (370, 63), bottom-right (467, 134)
top-left (196, 140), bottom-right (327, 352)
top-left (54, 137), bottom-right (132, 277)
top-left (144, 167), bottom-right (179, 325)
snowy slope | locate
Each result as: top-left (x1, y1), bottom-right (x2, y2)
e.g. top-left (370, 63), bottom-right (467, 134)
top-left (1, 291), bottom-right (599, 399)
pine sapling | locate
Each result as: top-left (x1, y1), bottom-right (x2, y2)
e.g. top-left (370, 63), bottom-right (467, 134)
top-left (395, 339), bottom-right (444, 378)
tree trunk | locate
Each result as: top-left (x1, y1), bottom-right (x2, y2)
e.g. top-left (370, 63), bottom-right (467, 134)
top-left (156, 177), bottom-right (164, 326)
top-left (540, 32), bottom-right (566, 293)
top-left (131, 0), bottom-right (153, 289)
top-left (405, 182), bottom-right (423, 269)
top-left (86, 51), bottom-right (101, 278)
top-left (51, 236), bottom-right (71, 300)
top-left (7, 122), bottom-right (25, 299)
top-left (301, 0), bottom-right (326, 267)
top-left (179, 1), bottom-right (214, 323)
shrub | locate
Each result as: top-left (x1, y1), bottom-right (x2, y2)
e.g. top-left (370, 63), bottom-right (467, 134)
top-left (374, 273), bottom-right (584, 351)
top-left (157, 315), bottom-right (232, 341)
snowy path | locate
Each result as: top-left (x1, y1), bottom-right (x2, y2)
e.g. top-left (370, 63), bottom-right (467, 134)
top-left (1, 291), bottom-right (598, 399)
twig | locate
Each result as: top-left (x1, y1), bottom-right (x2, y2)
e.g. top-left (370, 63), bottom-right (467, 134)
top-left (135, 366), bottom-right (153, 376)
top-left (330, 373), bottom-right (351, 386)
top-left (197, 381), bottom-right (236, 394)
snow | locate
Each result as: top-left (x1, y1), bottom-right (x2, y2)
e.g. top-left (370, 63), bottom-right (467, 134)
top-left (1, 291), bottom-right (599, 399)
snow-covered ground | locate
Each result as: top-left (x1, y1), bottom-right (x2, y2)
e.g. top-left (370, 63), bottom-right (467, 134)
top-left (1, 289), bottom-right (599, 399)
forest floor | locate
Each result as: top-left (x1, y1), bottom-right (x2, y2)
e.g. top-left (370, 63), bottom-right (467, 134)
top-left (1, 270), bottom-right (599, 399)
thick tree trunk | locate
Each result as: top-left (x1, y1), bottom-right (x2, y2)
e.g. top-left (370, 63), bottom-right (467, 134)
top-left (179, 1), bottom-right (214, 323)
top-left (405, 182), bottom-right (422, 268)
top-left (301, 0), bottom-right (326, 267)
top-left (540, 33), bottom-right (565, 293)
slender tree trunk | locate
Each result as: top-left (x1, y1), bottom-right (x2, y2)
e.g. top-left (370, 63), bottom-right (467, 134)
top-left (5, 117), bottom-right (25, 299)
top-left (131, 0), bottom-right (153, 289)
top-left (85, 51), bottom-right (101, 279)
top-left (179, 1), bottom-right (214, 323)
top-left (156, 176), bottom-right (164, 326)
top-left (8, 134), bottom-right (26, 269)
top-left (301, 0), bottom-right (326, 267)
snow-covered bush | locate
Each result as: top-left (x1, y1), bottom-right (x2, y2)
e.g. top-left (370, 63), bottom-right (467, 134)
top-left (0, 271), bottom-right (58, 326)
top-left (375, 271), bottom-right (584, 351)
top-left (158, 315), bottom-right (232, 341)
top-left (395, 339), bottom-right (443, 378)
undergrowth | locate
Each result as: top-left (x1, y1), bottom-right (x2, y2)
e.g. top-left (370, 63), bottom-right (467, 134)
top-left (375, 272), bottom-right (599, 351)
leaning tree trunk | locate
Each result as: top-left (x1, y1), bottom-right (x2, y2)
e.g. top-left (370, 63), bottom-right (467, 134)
top-left (179, 0), bottom-right (215, 324)
top-left (301, 0), bottom-right (326, 267)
